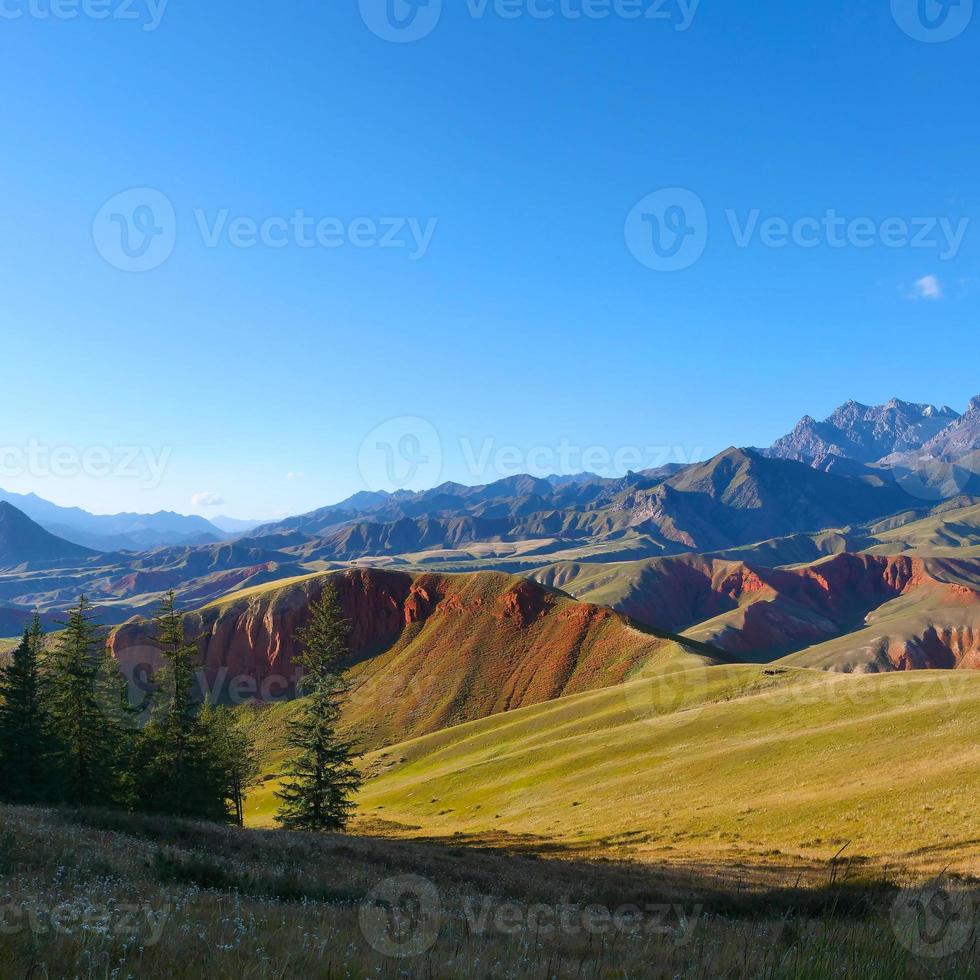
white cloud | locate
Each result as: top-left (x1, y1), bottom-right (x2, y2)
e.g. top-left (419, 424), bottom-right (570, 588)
top-left (912, 275), bottom-right (943, 301)
top-left (285, 471), bottom-right (303, 481)
top-left (191, 491), bottom-right (224, 507)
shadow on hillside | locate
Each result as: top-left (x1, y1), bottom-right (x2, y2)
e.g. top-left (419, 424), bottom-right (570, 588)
top-left (48, 806), bottom-right (971, 923)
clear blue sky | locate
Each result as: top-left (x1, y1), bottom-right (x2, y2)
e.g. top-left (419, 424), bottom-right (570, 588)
top-left (1, 1), bottom-right (978, 519)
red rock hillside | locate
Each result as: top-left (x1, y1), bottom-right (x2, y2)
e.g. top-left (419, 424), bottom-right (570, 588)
top-left (109, 568), bottom-right (718, 748)
top-left (537, 552), bottom-right (980, 666)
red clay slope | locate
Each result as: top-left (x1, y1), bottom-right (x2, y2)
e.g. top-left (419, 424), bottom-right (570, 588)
top-left (110, 568), bottom-right (716, 747)
top-left (539, 553), bottom-right (980, 666)
top-left (709, 555), bottom-right (980, 665)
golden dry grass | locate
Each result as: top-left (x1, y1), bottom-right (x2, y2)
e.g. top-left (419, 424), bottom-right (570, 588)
top-left (1, 804), bottom-right (977, 979)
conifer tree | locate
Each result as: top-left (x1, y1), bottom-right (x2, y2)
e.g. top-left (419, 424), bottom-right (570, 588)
top-left (152, 591), bottom-right (198, 747)
top-left (47, 596), bottom-right (129, 807)
top-left (0, 614), bottom-right (53, 803)
top-left (133, 594), bottom-right (260, 823)
top-left (135, 592), bottom-right (202, 815)
top-left (275, 581), bottom-right (361, 831)
top-left (198, 701), bottom-right (260, 827)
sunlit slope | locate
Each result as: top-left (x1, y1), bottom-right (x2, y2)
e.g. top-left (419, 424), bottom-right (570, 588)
top-left (780, 585), bottom-right (980, 671)
top-left (246, 667), bottom-right (980, 874)
top-left (115, 567), bottom-right (722, 752)
top-left (864, 502), bottom-right (980, 558)
top-left (241, 640), bottom-right (707, 826)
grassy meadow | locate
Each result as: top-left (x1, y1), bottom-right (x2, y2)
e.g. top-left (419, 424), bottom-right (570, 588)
top-left (1, 803), bottom-right (977, 978)
top-left (242, 665), bottom-right (980, 879)
top-left (4, 613), bottom-right (980, 976)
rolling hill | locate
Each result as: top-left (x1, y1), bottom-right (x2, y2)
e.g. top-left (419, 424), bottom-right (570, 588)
top-left (110, 568), bottom-right (722, 749)
top-left (240, 663), bottom-right (980, 877)
top-left (0, 501), bottom-right (97, 567)
top-left (779, 576), bottom-right (980, 672)
top-left (863, 501), bottom-right (980, 557)
top-left (533, 550), bottom-right (980, 666)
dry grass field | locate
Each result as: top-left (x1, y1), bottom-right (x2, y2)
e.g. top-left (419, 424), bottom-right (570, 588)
top-left (1, 804), bottom-right (977, 979)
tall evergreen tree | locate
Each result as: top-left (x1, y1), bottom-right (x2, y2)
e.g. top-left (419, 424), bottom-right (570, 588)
top-left (151, 591), bottom-right (198, 746)
top-left (0, 614), bottom-right (54, 803)
top-left (47, 596), bottom-right (129, 807)
top-left (276, 582), bottom-right (361, 832)
top-left (198, 701), bottom-right (260, 827)
top-left (133, 594), bottom-right (260, 823)
top-left (134, 592), bottom-right (202, 815)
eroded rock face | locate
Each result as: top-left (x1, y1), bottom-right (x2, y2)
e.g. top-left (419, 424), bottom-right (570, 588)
top-left (765, 398), bottom-right (961, 466)
top-left (552, 551), bottom-right (980, 665)
top-left (109, 568), bottom-right (422, 696)
top-left (108, 567), bottom-right (702, 747)
top-left (598, 554), bottom-right (932, 635)
top-left (886, 626), bottom-right (980, 671)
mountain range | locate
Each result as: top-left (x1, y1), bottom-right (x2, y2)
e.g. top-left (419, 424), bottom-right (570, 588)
top-left (240, 447), bottom-right (920, 561)
top-left (0, 488), bottom-right (230, 552)
top-left (5, 393), bottom-right (977, 559)
top-left (762, 395), bottom-right (980, 497)
top-left (1, 393), bottom-right (978, 679)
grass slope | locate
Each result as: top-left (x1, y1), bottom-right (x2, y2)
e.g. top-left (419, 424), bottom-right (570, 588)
top-left (4, 805), bottom-right (976, 979)
top-left (245, 666), bottom-right (980, 880)
top-left (865, 502), bottom-right (980, 558)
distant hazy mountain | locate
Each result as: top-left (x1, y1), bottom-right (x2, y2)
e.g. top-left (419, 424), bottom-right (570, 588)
top-left (764, 398), bottom-right (960, 467)
top-left (0, 489), bottom-right (225, 552)
top-left (251, 475), bottom-right (594, 539)
top-left (0, 501), bottom-right (96, 567)
top-left (210, 515), bottom-right (264, 535)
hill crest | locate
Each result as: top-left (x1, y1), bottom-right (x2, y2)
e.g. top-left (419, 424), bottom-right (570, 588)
top-left (0, 501), bottom-right (96, 568)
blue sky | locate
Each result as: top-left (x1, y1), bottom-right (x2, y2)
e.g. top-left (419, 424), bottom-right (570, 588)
top-left (1, 1), bottom-right (978, 519)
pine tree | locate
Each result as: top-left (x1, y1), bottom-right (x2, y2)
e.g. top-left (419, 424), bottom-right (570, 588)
top-left (276, 582), bottom-right (361, 832)
top-left (152, 591), bottom-right (198, 749)
top-left (198, 702), bottom-right (260, 827)
top-left (0, 614), bottom-right (54, 803)
top-left (135, 592), bottom-right (202, 815)
top-left (47, 596), bottom-right (129, 807)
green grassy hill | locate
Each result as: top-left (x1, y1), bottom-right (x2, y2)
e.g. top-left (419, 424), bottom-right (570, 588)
top-left (244, 665), bottom-right (980, 880)
top-left (865, 502), bottom-right (980, 558)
